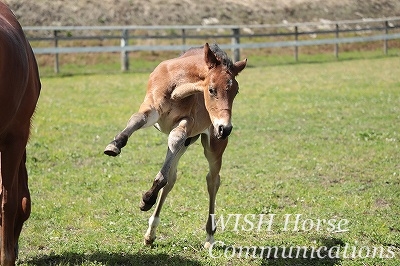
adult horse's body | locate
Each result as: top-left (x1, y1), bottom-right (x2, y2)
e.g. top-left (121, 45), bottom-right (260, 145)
top-left (104, 43), bottom-right (246, 248)
top-left (0, 2), bottom-right (41, 265)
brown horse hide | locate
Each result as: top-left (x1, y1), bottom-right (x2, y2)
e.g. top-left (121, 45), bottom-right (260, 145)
top-left (0, 1), bottom-right (41, 265)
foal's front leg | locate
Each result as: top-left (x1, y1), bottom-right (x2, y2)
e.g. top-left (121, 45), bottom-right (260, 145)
top-left (140, 119), bottom-right (191, 211)
top-left (201, 130), bottom-right (228, 249)
top-left (104, 107), bottom-right (159, 156)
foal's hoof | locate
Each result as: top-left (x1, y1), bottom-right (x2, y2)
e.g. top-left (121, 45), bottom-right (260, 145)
top-left (140, 193), bottom-right (157, 211)
top-left (144, 235), bottom-right (156, 246)
top-left (204, 241), bottom-right (213, 249)
top-left (140, 200), bottom-right (155, 211)
top-left (104, 142), bottom-right (121, 156)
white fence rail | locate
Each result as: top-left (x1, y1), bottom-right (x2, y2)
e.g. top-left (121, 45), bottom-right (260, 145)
top-left (24, 17), bottom-right (400, 73)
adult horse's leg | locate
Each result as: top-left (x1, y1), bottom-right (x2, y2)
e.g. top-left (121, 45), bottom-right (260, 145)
top-left (104, 107), bottom-right (159, 156)
top-left (13, 151), bottom-right (31, 259)
top-left (1, 137), bottom-right (27, 265)
top-left (144, 134), bottom-right (199, 245)
top-left (201, 129), bottom-right (228, 249)
top-left (140, 119), bottom-right (193, 212)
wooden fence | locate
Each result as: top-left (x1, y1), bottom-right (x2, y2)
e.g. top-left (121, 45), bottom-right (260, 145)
top-left (23, 17), bottom-right (400, 73)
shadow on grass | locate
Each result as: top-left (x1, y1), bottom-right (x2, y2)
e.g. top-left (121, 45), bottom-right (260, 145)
top-left (209, 237), bottom-right (344, 266)
top-left (260, 251), bottom-right (341, 266)
top-left (261, 237), bottom-right (344, 266)
top-left (23, 252), bottom-right (201, 266)
top-left (23, 237), bottom-right (347, 265)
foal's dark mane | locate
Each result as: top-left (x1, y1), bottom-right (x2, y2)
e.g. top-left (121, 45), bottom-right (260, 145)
top-left (183, 43), bottom-right (233, 70)
top-left (208, 43), bottom-right (233, 70)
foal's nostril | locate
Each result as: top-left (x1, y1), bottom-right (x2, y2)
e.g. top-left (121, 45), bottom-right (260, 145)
top-left (218, 125), bottom-right (224, 136)
top-left (218, 125), bottom-right (233, 139)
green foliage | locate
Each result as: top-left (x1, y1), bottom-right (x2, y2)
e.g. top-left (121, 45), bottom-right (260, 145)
top-left (18, 56), bottom-right (399, 265)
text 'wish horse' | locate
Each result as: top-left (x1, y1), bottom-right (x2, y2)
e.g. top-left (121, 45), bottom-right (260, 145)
top-left (0, 1), bottom-right (41, 265)
top-left (104, 43), bottom-right (246, 248)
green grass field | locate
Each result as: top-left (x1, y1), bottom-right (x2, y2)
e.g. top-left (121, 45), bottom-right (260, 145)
top-left (17, 53), bottom-right (399, 265)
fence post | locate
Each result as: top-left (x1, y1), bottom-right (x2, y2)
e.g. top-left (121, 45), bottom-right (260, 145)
top-left (53, 30), bottom-right (59, 73)
top-left (181, 28), bottom-right (186, 53)
top-left (294, 26), bottom-right (298, 62)
top-left (334, 24), bottom-right (339, 58)
top-left (231, 28), bottom-right (240, 62)
top-left (383, 21), bottom-right (389, 55)
top-left (121, 29), bottom-right (129, 71)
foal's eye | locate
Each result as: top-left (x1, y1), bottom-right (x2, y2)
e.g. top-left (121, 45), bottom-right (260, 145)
top-left (208, 87), bottom-right (217, 96)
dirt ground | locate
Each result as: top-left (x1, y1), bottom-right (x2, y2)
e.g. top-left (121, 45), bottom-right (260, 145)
top-left (4, 0), bottom-right (400, 27)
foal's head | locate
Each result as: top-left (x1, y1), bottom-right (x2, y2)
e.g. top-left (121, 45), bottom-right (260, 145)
top-left (203, 43), bottom-right (247, 139)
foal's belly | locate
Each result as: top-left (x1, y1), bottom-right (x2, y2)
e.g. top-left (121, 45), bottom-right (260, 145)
top-left (154, 110), bottom-right (211, 137)
top-left (153, 93), bottom-right (211, 137)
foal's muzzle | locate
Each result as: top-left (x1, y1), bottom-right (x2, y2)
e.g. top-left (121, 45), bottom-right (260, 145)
top-left (217, 124), bottom-right (233, 139)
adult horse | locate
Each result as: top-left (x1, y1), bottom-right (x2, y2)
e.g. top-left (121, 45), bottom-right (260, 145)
top-left (0, 2), bottom-right (41, 265)
top-left (104, 43), bottom-right (246, 248)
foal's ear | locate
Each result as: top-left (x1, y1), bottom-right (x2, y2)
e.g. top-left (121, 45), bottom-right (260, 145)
top-left (204, 43), bottom-right (218, 69)
top-left (232, 58), bottom-right (247, 76)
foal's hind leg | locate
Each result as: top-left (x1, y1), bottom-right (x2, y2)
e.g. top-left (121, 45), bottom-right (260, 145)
top-left (144, 134), bottom-right (199, 245)
top-left (143, 151), bottom-right (182, 245)
top-left (104, 107), bottom-right (159, 156)
top-left (140, 119), bottom-right (193, 211)
top-left (201, 130), bottom-right (228, 249)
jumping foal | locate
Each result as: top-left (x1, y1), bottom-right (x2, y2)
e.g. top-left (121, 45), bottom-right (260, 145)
top-left (104, 43), bottom-right (246, 248)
